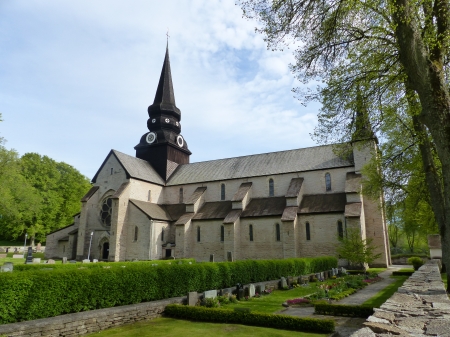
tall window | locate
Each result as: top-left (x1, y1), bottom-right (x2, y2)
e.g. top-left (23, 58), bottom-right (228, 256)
top-left (337, 220), bottom-right (344, 239)
top-left (306, 222), bottom-right (311, 241)
top-left (269, 178), bottom-right (274, 197)
top-left (148, 190), bottom-right (151, 202)
top-left (249, 224), bottom-right (254, 241)
top-left (276, 223), bottom-right (281, 241)
top-left (325, 173), bottom-right (331, 191)
top-left (134, 226), bottom-right (138, 241)
top-left (220, 183), bottom-right (226, 201)
top-left (161, 228), bottom-right (165, 242)
top-left (100, 198), bottom-right (113, 226)
top-left (197, 226), bottom-right (201, 242)
top-left (179, 188), bottom-right (184, 203)
top-left (220, 225), bottom-right (224, 242)
top-left (110, 168), bottom-right (113, 175)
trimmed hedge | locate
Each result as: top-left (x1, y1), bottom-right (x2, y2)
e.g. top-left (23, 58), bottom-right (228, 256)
top-left (392, 270), bottom-right (414, 276)
top-left (0, 256), bottom-right (337, 324)
top-left (314, 303), bottom-right (373, 318)
top-left (13, 259), bottom-right (196, 272)
top-left (164, 304), bottom-right (335, 333)
top-left (391, 253), bottom-right (428, 259)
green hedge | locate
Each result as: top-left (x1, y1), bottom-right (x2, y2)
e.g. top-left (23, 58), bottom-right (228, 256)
top-left (13, 259), bottom-right (196, 272)
top-left (0, 256), bottom-right (337, 324)
top-left (392, 270), bottom-right (414, 276)
top-left (164, 304), bottom-right (335, 333)
top-left (314, 303), bottom-right (373, 318)
top-left (391, 253), bottom-right (429, 259)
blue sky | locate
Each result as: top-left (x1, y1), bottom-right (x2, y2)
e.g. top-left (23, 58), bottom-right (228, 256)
top-left (0, 0), bottom-right (321, 179)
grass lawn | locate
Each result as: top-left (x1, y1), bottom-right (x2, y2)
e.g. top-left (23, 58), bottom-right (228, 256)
top-left (442, 273), bottom-right (448, 289)
top-left (86, 317), bottom-right (329, 337)
top-left (397, 268), bottom-right (414, 273)
top-left (361, 276), bottom-right (408, 308)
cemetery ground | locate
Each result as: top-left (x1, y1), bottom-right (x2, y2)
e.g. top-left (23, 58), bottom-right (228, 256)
top-left (87, 267), bottom-right (412, 337)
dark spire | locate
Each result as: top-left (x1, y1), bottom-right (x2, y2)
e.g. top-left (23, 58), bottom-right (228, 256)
top-left (149, 45), bottom-right (180, 115)
top-left (352, 88), bottom-right (375, 142)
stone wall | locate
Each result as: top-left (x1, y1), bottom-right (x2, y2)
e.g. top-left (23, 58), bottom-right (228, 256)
top-left (0, 297), bottom-right (184, 337)
top-left (352, 260), bottom-right (450, 336)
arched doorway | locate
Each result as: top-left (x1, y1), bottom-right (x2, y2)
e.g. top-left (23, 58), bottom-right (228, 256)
top-left (102, 241), bottom-right (109, 260)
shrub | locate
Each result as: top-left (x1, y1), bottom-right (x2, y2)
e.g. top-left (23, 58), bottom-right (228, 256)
top-left (407, 257), bottom-right (424, 271)
top-left (392, 270), bottom-right (414, 276)
top-left (314, 303), bottom-right (373, 318)
top-left (164, 304), bottom-right (335, 333)
top-left (202, 297), bottom-right (220, 308)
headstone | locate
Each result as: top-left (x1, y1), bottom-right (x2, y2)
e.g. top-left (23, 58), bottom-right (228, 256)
top-left (33, 258), bottom-right (41, 264)
top-left (69, 260), bottom-right (77, 263)
top-left (47, 259), bottom-right (55, 264)
top-left (82, 259), bottom-right (91, 263)
top-left (92, 259), bottom-right (98, 263)
top-left (0, 254), bottom-right (6, 258)
top-left (227, 251), bottom-right (233, 262)
top-left (280, 277), bottom-right (287, 289)
top-left (221, 288), bottom-right (233, 296)
top-left (255, 284), bottom-right (261, 294)
top-left (238, 288), bottom-right (245, 300)
top-left (249, 284), bottom-right (255, 297)
top-left (204, 289), bottom-right (217, 299)
top-left (1, 262), bottom-right (13, 272)
top-left (188, 292), bottom-right (198, 306)
top-left (26, 247), bottom-right (33, 264)
top-left (209, 254), bottom-right (214, 262)
top-left (428, 234), bottom-right (442, 259)
top-left (62, 257), bottom-right (67, 264)
top-left (36, 242), bottom-right (41, 252)
top-left (12, 254), bottom-right (23, 259)
top-left (320, 272), bottom-right (324, 280)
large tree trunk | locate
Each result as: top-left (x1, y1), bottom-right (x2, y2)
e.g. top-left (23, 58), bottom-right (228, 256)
top-left (393, 0), bottom-right (450, 291)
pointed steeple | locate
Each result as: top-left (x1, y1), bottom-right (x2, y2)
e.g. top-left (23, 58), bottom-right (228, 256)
top-left (352, 88), bottom-right (375, 142)
top-left (148, 45), bottom-right (180, 116)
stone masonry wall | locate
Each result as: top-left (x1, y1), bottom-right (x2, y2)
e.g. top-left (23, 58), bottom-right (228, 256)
top-left (352, 260), bottom-right (450, 336)
top-left (0, 297), bottom-right (184, 337)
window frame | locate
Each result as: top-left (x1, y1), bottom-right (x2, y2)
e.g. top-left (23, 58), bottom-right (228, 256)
top-left (306, 222), bottom-right (311, 241)
top-left (269, 178), bottom-right (274, 197)
top-left (249, 224), bottom-right (254, 241)
top-left (325, 173), bottom-right (332, 191)
top-left (276, 223), bottom-right (281, 241)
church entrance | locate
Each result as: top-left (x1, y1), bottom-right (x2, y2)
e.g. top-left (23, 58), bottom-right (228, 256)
top-left (165, 249), bottom-right (172, 258)
top-left (102, 242), bottom-right (109, 260)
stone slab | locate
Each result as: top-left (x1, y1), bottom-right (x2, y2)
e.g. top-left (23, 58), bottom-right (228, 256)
top-left (12, 254), bottom-right (23, 258)
top-left (203, 290), bottom-right (217, 299)
top-left (187, 292), bottom-right (198, 306)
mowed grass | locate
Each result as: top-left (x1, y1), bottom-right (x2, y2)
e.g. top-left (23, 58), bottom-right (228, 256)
top-left (361, 276), bottom-right (409, 308)
top-left (86, 317), bottom-right (329, 337)
top-left (442, 273), bottom-right (448, 290)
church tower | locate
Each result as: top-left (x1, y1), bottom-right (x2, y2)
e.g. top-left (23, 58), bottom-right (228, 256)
top-left (135, 45), bottom-right (191, 181)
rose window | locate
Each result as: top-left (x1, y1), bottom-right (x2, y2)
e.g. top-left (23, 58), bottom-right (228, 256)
top-left (100, 198), bottom-right (112, 226)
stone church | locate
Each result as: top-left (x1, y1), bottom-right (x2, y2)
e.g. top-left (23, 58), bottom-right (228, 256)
top-left (45, 46), bottom-right (390, 267)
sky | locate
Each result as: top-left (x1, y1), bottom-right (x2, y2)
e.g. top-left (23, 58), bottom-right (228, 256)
top-left (0, 0), bottom-right (321, 179)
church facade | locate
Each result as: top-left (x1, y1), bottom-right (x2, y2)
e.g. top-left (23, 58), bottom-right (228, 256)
top-left (45, 47), bottom-right (391, 267)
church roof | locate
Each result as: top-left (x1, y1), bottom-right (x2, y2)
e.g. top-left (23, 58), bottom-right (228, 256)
top-left (193, 201), bottom-right (233, 220)
top-left (130, 199), bottom-right (185, 221)
top-left (298, 193), bottom-right (346, 214)
top-left (241, 197), bottom-right (286, 218)
top-left (92, 150), bottom-right (165, 185)
top-left (167, 144), bottom-right (352, 186)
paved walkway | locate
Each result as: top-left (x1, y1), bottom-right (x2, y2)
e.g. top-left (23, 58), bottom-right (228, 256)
top-left (278, 266), bottom-right (405, 337)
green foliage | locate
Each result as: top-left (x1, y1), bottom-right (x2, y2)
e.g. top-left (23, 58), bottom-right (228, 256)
top-left (164, 304), bottom-right (335, 333)
top-left (314, 303), bottom-right (374, 318)
top-left (392, 270), bottom-right (414, 276)
top-left (391, 253), bottom-right (428, 259)
top-left (407, 257), bottom-right (424, 271)
top-left (336, 228), bottom-right (381, 267)
top-left (0, 256), bottom-right (337, 324)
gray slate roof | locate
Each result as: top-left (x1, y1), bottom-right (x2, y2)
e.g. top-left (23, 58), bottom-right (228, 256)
top-left (129, 199), bottom-right (185, 221)
top-left (241, 197), bottom-right (286, 218)
top-left (167, 144), bottom-right (352, 186)
top-left (113, 150), bottom-right (165, 185)
top-left (298, 193), bottom-right (346, 214)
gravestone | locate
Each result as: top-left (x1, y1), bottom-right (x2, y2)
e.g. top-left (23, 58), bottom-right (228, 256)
top-left (36, 242), bottom-right (41, 252)
top-left (188, 292), bottom-right (198, 306)
top-left (221, 288), bottom-right (233, 297)
top-left (62, 257), bottom-right (67, 264)
top-left (255, 284), bottom-right (261, 295)
top-left (69, 260), bottom-right (77, 263)
top-left (1, 262), bottom-right (13, 272)
top-left (0, 253), bottom-right (6, 258)
top-left (227, 251), bottom-right (233, 262)
top-left (428, 234), bottom-right (442, 259)
top-left (204, 289), bottom-right (217, 299)
top-left (47, 259), bottom-right (55, 264)
top-left (280, 277), bottom-right (287, 289)
top-left (209, 254), bottom-right (214, 262)
top-left (93, 259), bottom-right (98, 263)
top-left (249, 284), bottom-right (255, 297)
top-left (25, 247), bottom-right (33, 264)
top-left (33, 258), bottom-right (41, 264)
top-left (82, 259), bottom-right (90, 263)
top-left (238, 288), bottom-right (245, 299)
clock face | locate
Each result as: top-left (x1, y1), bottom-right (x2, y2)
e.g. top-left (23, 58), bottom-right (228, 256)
top-left (146, 132), bottom-right (156, 144)
top-left (176, 135), bottom-right (184, 147)
top-left (165, 118), bottom-right (170, 123)
top-left (152, 119), bottom-right (156, 123)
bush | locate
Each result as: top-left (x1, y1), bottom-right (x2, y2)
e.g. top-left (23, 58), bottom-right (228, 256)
top-left (164, 304), bottom-right (335, 333)
top-left (314, 303), bottom-right (373, 318)
top-left (407, 257), bottom-right (424, 271)
top-left (0, 256), bottom-right (337, 324)
top-left (391, 253), bottom-right (428, 259)
top-left (392, 270), bottom-right (414, 276)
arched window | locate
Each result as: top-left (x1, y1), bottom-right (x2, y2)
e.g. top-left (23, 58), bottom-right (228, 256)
top-left (325, 173), bottom-right (331, 191)
top-left (269, 178), bottom-right (274, 197)
top-left (276, 223), bottom-right (281, 241)
top-left (148, 190), bottom-right (151, 202)
top-left (134, 226), bottom-right (138, 241)
top-left (249, 224), bottom-right (254, 241)
top-left (197, 226), bottom-right (201, 242)
top-left (306, 222), bottom-right (311, 241)
top-left (220, 225), bottom-right (224, 242)
top-left (179, 188), bottom-right (184, 203)
top-left (100, 198), bottom-right (113, 226)
top-left (220, 183), bottom-right (226, 201)
top-left (337, 220), bottom-right (344, 239)
top-left (161, 228), bottom-right (165, 242)
top-left (110, 168), bottom-right (113, 175)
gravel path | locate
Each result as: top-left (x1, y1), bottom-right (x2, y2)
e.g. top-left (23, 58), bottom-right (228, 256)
top-left (279, 266), bottom-right (406, 337)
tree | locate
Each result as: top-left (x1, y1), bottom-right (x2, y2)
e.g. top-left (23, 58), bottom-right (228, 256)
top-left (336, 228), bottom-right (382, 269)
top-left (238, 0), bottom-right (450, 291)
